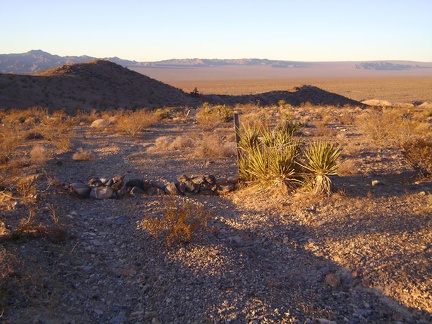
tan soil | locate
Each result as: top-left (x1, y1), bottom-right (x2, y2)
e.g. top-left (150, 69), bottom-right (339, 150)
top-left (0, 108), bottom-right (431, 324)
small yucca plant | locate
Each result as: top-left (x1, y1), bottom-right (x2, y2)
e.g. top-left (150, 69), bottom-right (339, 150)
top-left (300, 141), bottom-right (341, 196)
top-left (238, 124), bottom-right (302, 188)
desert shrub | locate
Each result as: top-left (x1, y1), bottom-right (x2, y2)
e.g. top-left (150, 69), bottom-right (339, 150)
top-left (196, 103), bottom-right (233, 130)
top-left (355, 107), bottom-right (420, 142)
top-left (72, 148), bottom-right (96, 161)
top-left (0, 132), bottom-right (23, 164)
top-left (194, 134), bottom-right (236, 158)
top-left (113, 109), bottom-right (161, 137)
top-left (401, 137), bottom-right (432, 178)
top-left (169, 135), bottom-right (195, 151)
top-left (30, 145), bottom-right (50, 165)
top-left (300, 141), bottom-right (341, 196)
top-left (141, 198), bottom-right (213, 246)
top-left (148, 135), bottom-right (195, 153)
top-left (238, 124), bottom-right (302, 188)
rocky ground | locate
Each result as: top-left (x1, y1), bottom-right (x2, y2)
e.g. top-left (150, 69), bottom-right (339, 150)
top-left (1, 109), bottom-right (431, 324)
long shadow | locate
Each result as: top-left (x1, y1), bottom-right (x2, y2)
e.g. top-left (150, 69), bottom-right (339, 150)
top-left (333, 171), bottom-right (432, 198)
top-left (130, 195), bottom-right (431, 323)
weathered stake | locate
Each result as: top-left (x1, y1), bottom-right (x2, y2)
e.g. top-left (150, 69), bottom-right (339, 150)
top-left (234, 112), bottom-right (241, 169)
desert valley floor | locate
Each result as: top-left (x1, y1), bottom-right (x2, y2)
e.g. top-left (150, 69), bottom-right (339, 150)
top-left (0, 74), bottom-right (431, 323)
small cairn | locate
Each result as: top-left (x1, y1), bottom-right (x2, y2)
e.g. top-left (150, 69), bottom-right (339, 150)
top-left (69, 174), bottom-right (237, 199)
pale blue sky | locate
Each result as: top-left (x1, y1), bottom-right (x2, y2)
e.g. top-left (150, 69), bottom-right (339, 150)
top-left (1, 0), bottom-right (431, 62)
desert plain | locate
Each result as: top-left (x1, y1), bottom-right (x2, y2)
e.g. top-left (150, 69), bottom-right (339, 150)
top-left (0, 62), bottom-right (431, 323)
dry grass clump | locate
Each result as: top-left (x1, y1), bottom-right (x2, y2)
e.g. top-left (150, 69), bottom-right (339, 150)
top-left (400, 137), bottom-right (432, 178)
top-left (195, 103), bottom-right (233, 130)
top-left (148, 135), bottom-right (195, 153)
top-left (30, 145), bottom-right (50, 165)
top-left (141, 197), bottom-right (213, 246)
top-left (148, 133), bottom-right (236, 158)
top-left (113, 109), bottom-right (161, 137)
top-left (355, 107), bottom-right (426, 143)
top-left (72, 148), bottom-right (96, 161)
top-left (193, 134), bottom-right (237, 158)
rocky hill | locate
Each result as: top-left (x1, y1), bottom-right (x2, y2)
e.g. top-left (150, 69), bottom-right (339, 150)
top-left (0, 60), bottom-right (201, 112)
top-left (0, 59), bottom-right (367, 112)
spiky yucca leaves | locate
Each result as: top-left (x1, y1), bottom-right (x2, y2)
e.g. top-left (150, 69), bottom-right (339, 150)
top-left (274, 119), bottom-right (303, 136)
top-left (301, 141), bottom-right (341, 196)
top-left (238, 123), bottom-right (261, 151)
top-left (238, 124), bottom-right (302, 188)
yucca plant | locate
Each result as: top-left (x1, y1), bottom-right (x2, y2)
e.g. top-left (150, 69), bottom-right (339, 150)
top-left (274, 119), bottom-right (303, 136)
top-left (238, 123), bottom-right (261, 151)
top-left (300, 141), bottom-right (341, 196)
top-left (238, 123), bottom-right (302, 188)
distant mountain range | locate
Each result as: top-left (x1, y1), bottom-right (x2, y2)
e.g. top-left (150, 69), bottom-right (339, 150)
top-left (1, 50), bottom-right (431, 74)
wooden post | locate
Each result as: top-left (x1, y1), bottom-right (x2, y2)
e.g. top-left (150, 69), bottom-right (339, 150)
top-left (234, 112), bottom-right (241, 163)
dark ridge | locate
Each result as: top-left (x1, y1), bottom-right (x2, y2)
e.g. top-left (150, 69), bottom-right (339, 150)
top-left (0, 61), bottom-right (365, 112)
top-left (0, 60), bottom-right (201, 112)
top-left (203, 85), bottom-right (366, 107)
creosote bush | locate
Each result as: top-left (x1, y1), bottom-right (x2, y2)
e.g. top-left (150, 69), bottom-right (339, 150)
top-left (401, 137), bottom-right (432, 178)
top-left (142, 198), bottom-right (213, 246)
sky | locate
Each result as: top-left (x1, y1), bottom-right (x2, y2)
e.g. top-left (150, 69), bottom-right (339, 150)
top-left (1, 0), bottom-right (431, 62)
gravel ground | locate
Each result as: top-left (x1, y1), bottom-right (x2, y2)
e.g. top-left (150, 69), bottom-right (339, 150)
top-left (1, 115), bottom-right (431, 324)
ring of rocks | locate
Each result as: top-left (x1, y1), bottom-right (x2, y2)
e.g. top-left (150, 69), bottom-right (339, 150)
top-left (69, 174), bottom-right (238, 199)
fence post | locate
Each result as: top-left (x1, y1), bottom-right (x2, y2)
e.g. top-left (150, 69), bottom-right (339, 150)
top-left (234, 112), bottom-right (241, 164)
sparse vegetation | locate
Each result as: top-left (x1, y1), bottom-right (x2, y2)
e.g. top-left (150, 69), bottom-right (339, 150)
top-left (72, 148), bottom-right (96, 161)
top-left (113, 109), bottom-right (161, 137)
top-left (0, 74), bottom-right (431, 322)
top-left (300, 141), bottom-right (341, 195)
top-left (237, 123), bottom-right (303, 188)
top-left (401, 137), bottom-right (432, 178)
top-left (141, 197), bottom-right (213, 246)
top-left (195, 103), bottom-right (234, 130)
top-left (30, 145), bottom-right (50, 165)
